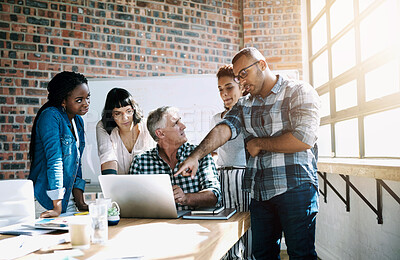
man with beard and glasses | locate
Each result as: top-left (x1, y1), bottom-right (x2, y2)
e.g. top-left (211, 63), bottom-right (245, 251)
top-left (176, 47), bottom-right (321, 260)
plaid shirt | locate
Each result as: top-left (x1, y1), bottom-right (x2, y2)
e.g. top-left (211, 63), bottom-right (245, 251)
top-left (219, 75), bottom-right (320, 201)
top-left (129, 142), bottom-right (221, 210)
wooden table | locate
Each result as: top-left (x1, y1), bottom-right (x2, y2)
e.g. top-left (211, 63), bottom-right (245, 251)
top-left (14, 212), bottom-right (250, 260)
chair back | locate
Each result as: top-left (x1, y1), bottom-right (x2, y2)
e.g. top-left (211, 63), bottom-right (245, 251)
top-left (0, 179), bottom-right (35, 227)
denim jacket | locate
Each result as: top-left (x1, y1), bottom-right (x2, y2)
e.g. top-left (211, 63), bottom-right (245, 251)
top-left (28, 106), bottom-right (86, 213)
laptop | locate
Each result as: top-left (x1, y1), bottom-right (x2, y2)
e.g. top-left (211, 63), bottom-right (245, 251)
top-left (98, 174), bottom-right (190, 218)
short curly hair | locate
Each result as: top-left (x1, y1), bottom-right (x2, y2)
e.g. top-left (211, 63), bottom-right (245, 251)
top-left (216, 64), bottom-right (234, 79)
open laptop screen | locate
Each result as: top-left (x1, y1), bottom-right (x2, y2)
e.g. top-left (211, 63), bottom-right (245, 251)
top-left (98, 175), bottom-right (188, 218)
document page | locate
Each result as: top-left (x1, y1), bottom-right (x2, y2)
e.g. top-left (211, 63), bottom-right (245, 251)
top-left (0, 233), bottom-right (68, 259)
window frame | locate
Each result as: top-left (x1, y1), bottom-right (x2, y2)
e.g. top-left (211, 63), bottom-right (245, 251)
top-left (306, 0), bottom-right (400, 159)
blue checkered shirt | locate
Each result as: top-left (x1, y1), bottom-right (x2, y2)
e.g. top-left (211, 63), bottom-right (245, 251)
top-left (219, 75), bottom-right (320, 201)
top-left (129, 142), bottom-right (221, 210)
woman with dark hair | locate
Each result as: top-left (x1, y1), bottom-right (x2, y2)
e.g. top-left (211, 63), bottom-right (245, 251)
top-left (211, 64), bottom-right (252, 259)
top-left (28, 71), bottom-right (90, 218)
top-left (96, 88), bottom-right (155, 175)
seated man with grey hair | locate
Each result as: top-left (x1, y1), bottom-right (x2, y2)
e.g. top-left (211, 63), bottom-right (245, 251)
top-left (129, 106), bottom-right (221, 210)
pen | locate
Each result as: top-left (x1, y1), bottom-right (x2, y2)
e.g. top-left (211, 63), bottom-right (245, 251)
top-left (74, 211), bottom-right (89, 215)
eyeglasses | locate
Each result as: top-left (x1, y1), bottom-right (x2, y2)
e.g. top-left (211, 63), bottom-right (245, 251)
top-left (112, 109), bottom-right (134, 119)
top-left (233, 61), bottom-right (259, 84)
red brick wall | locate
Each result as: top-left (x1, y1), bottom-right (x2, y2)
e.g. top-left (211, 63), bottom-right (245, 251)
top-left (243, 0), bottom-right (303, 74)
top-left (0, 0), bottom-right (304, 179)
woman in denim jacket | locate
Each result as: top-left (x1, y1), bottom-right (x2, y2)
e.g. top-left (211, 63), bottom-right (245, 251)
top-left (28, 71), bottom-right (90, 218)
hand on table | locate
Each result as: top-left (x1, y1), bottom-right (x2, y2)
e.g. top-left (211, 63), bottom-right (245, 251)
top-left (40, 209), bottom-right (61, 218)
top-left (75, 200), bottom-right (89, 212)
top-left (173, 185), bottom-right (188, 206)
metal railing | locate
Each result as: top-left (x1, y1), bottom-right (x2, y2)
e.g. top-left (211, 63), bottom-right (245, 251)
top-left (318, 171), bottom-right (400, 224)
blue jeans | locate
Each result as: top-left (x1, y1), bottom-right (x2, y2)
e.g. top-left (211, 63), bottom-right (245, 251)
top-left (250, 183), bottom-right (319, 260)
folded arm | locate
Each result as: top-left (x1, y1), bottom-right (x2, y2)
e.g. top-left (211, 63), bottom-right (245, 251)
top-left (247, 84), bottom-right (320, 157)
top-left (246, 132), bottom-right (311, 157)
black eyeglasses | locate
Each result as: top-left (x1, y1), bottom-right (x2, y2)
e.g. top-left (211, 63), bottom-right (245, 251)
top-left (233, 61), bottom-right (259, 84)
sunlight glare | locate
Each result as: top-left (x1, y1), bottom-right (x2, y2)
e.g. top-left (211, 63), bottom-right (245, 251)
top-left (365, 60), bottom-right (400, 101)
top-left (312, 14), bottom-right (327, 54)
top-left (335, 118), bottom-right (359, 157)
top-left (310, 0), bottom-right (326, 21)
top-left (312, 51), bottom-right (329, 88)
top-left (331, 29), bottom-right (356, 78)
top-left (318, 124), bottom-right (332, 157)
top-left (330, 0), bottom-right (354, 38)
top-left (320, 92), bottom-right (330, 118)
top-left (360, 0), bottom-right (399, 60)
top-left (364, 108), bottom-right (400, 157)
top-left (335, 80), bottom-right (357, 111)
top-left (359, 0), bottom-right (378, 13)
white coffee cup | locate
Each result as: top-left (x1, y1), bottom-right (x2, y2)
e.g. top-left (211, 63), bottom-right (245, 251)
top-left (68, 216), bottom-right (91, 249)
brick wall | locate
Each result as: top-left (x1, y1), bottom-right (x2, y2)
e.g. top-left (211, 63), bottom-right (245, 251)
top-left (243, 0), bottom-right (303, 74)
top-left (0, 0), bottom-right (304, 179)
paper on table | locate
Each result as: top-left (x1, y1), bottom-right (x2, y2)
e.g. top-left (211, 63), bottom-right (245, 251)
top-left (38, 248), bottom-right (84, 260)
top-left (0, 233), bottom-right (68, 260)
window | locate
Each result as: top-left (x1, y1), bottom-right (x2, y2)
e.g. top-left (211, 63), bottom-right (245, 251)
top-left (312, 51), bottom-right (329, 88)
top-left (359, 0), bottom-right (397, 60)
top-left (335, 80), bottom-right (357, 111)
top-left (365, 60), bottom-right (399, 102)
top-left (307, 0), bottom-right (400, 159)
top-left (335, 118), bottom-right (359, 157)
top-left (331, 29), bottom-right (356, 78)
top-left (330, 0), bottom-right (354, 38)
top-left (311, 14), bottom-right (327, 55)
top-left (320, 92), bottom-right (330, 118)
top-left (318, 124), bottom-right (332, 157)
top-left (310, 0), bottom-right (325, 21)
top-left (364, 108), bottom-right (400, 157)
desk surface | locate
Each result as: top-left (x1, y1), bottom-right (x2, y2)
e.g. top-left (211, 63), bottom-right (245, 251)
top-left (318, 158), bottom-right (400, 181)
top-left (16, 212), bottom-right (250, 260)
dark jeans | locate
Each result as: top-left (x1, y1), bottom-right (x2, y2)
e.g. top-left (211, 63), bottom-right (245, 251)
top-left (250, 183), bottom-right (319, 260)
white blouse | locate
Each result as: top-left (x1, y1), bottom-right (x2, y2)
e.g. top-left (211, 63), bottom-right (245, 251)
top-left (210, 112), bottom-right (246, 168)
top-left (96, 119), bottom-right (156, 174)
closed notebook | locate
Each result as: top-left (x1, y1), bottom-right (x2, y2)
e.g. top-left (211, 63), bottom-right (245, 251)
top-left (191, 206), bottom-right (224, 215)
top-left (34, 218), bottom-right (69, 230)
top-left (0, 224), bottom-right (55, 236)
top-left (22, 218), bottom-right (69, 231)
top-left (182, 208), bottom-right (236, 220)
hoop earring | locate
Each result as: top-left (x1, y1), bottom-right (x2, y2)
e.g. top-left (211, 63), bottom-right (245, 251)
top-left (62, 106), bottom-right (66, 113)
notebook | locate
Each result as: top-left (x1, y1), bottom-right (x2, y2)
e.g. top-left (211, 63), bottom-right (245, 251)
top-left (182, 208), bottom-right (237, 220)
top-left (191, 206), bottom-right (224, 215)
top-left (98, 175), bottom-right (190, 219)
